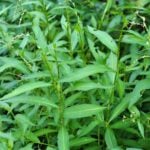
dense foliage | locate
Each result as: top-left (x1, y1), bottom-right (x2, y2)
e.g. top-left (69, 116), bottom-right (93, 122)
top-left (0, 0), bottom-right (150, 149)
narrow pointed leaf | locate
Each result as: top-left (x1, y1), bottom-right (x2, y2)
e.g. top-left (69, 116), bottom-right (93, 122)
top-left (79, 120), bottom-right (99, 136)
top-left (0, 82), bottom-right (51, 100)
top-left (5, 95), bottom-right (57, 108)
top-left (129, 78), bottom-right (150, 107)
top-left (32, 18), bottom-right (47, 50)
top-left (71, 30), bottom-right (78, 50)
top-left (0, 57), bottom-right (29, 74)
top-left (105, 128), bottom-right (117, 149)
top-left (66, 81), bottom-right (113, 92)
top-left (15, 114), bottom-right (35, 126)
top-left (88, 26), bottom-right (118, 53)
top-left (58, 126), bottom-right (69, 150)
top-left (109, 94), bottom-right (130, 122)
top-left (60, 64), bottom-right (111, 82)
top-left (137, 120), bottom-right (144, 138)
top-left (70, 137), bottom-right (96, 147)
top-left (0, 132), bottom-right (14, 140)
top-left (64, 104), bottom-right (105, 119)
top-left (106, 52), bottom-right (118, 83)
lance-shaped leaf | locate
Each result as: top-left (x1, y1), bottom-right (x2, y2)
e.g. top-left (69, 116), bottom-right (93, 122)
top-left (105, 128), bottom-right (118, 149)
top-left (109, 93), bottom-right (131, 122)
top-left (65, 81), bottom-right (113, 92)
top-left (0, 82), bottom-right (51, 100)
top-left (70, 137), bottom-right (96, 147)
top-left (32, 17), bottom-right (47, 50)
top-left (58, 126), bottom-right (69, 150)
top-left (137, 120), bottom-right (145, 138)
top-left (5, 95), bottom-right (57, 108)
top-left (64, 104), bottom-right (105, 119)
top-left (129, 78), bottom-right (150, 107)
top-left (0, 57), bottom-right (29, 74)
top-left (60, 64), bottom-right (111, 82)
top-left (88, 26), bottom-right (118, 53)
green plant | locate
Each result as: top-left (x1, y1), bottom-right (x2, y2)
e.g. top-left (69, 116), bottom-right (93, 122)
top-left (0, 0), bottom-right (150, 149)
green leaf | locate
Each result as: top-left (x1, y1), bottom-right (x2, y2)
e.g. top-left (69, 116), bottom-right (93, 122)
top-left (19, 144), bottom-right (33, 150)
top-left (58, 126), bottom-right (69, 150)
top-left (128, 106), bottom-right (140, 118)
top-left (65, 92), bottom-right (82, 107)
top-left (111, 119), bottom-right (132, 129)
top-left (0, 131), bottom-right (14, 140)
top-left (25, 131), bottom-right (40, 143)
top-left (64, 104), bottom-right (105, 119)
top-left (5, 95), bottom-right (57, 108)
top-left (129, 78), bottom-right (150, 107)
top-left (137, 120), bottom-right (144, 138)
top-left (22, 1), bottom-right (42, 6)
top-left (65, 81), bottom-right (113, 92)
top-left (87, 37), bottom-right (99, 61)
top-left (105, 128), bottom-right (117, 149)
top-left (78, 120), bottom-right (99, 136)
top-left (0, 101), bottom-right (11, 111)
top-left (110, 78), bottom-right (150, 122)
top-left (22, 71), bottom-right (50, 80)
top-left (19, 35), bottom-right (29, 49)
top-left (126, 148), bottom-right (143, 150)
top-left (60, 64), bottom-right (111, 82)
top-left (61, 15), bottom-right (67, 31)
top-left (122, 30), bottom-right (146, 46)
top-left (70, 137), bottom-right (96, 147)
top-left (106, 52), bottom-right (118, 83)
top-left (101, 0), bottom-right (113, 22)
top-left (109, 93), bottom-right (130, 122)
top-left (32, 17), bottom-right (47, 50)
top-left (34, 128), bottom-right (56, 137)
top-left (46, 147), bottom-right (56, 150)
top-left (0, 82), bottom-right (51, 100)
top-left (71, 30), bottom-right (78, 50)
top-left (15, 114), bottom-right (35, 134)
top-left (15, 114), bottom-right (35, 126)
top-left (104, 0), bottom-right (113, 14)
top-left (0, 4), bottom-right (12, 15)
top-left (116, 78), bottom-right (125, 98)
top-left (88, 26), bottom-right (118, 53)
top-left (0, 57), bottom-right (29, 74)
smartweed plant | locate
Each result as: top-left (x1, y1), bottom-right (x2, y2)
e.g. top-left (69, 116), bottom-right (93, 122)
top-left (0, 0), bottom-right (150, 149)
